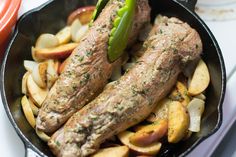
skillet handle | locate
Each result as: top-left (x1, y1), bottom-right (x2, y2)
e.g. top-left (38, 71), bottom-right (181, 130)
top-left (25, 145), bottom-right (42, 157)
top-left (175, 0), bottom-right (197, 11)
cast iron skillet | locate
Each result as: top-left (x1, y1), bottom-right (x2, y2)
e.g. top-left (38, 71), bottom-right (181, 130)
top-left (1, 0), bottom-right (226, 156)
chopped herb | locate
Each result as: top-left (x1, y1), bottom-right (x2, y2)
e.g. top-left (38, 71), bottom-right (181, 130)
top-left (196, 44), bottom-right (199, 49)
top-left (78, 56), bottom-right (84, 62)
top-left (131, 85), bottom-right (138, 96)
top-left (132, 118), bottom-right (139, 122)
top-left (72, 85), bottom-right (77, 90)
top-left (65, 71), bottom-right (72, 76)
top-left (173, 48), bottom-right (178, 54)
top-left (84, 73), bottom-right (90, 80)
top-left (118, 106), bottom-right (124, 110)
top-left (91, 116), bottom-right (98, 121)
top-left (101, 24), bottom-right (107, 28)
top-left (162, 48), bottom-right (167, 52)
top-left (159, 29), bottom-right (163, 34)
top-left (169, 91), bottom-right (183, 101)
top-left (80, 73), bottom-right (90, 85)
top-left (114, 80), bottom-right (120, 85)
top-left (143, 43), bottom-right (148, 49)
top-left (56, 141), bottom-right (61, 147)
top-left (86, 51), bottom-right (93, 57)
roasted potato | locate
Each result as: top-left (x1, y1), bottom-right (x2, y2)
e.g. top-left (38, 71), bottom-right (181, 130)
top-left (23, 60), bottom-right (38, 72)
top-left (67, 6), bottom-right (95, 25)
top-left (28, 98), bottom-right (39, 116)
top-left (129, 119), bottom-right (168, 146)
top-left (169, 81), bottom-right (190, 106)
top-left (188, 59), bottom-right (210, 96)
top-left (32, 61), bottom-right (48, 88)
top-left (168, 101), bottom-right (190, 143)
top-left (32, 43), bottom-right (78, 60)
top-left (35, 33), bottom-right (59, 49)
top-left (133, 125), bottom-right (148, 132)
top-left (36, 128), bottom-right (50, 142)
top-left (118, 131), bottom-right (162, 156)
top-left (71, 19), bottom-right (82, 42)
top-left (146, 98), bottom-right (170, 122)
top-left (56, 26), bottom-right (71, 45)
top-left (194, 93), bottom-right (206, 100)
top-left (73, 24), bottom-right (89, 42)
top-left (27, 74), bottom-right (48, 107)
top-left (21, 96), bottom-right (36, 128)
top-left (47, 59), bottom-right (59, 89)
top-left (22, 72), bottom-right (30, 95)
top-left (91, 146), bottom-right (129, 157)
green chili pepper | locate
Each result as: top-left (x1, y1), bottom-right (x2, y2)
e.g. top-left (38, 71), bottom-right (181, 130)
top-left (90, 0), bottom-right (136, 62)
top-left (90, 0), bottom-right (109, 24)
top-left (108, 0), bottom-right (136, 62)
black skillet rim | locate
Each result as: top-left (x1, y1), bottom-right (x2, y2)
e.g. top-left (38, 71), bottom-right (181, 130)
top-left (175, 0), bottom-right (226, 156)
top-left (0, 0), bottom-right (226, 156)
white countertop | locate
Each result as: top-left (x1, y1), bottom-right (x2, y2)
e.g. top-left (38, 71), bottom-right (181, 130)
top-left (1, 0), bottom-right (236, 157)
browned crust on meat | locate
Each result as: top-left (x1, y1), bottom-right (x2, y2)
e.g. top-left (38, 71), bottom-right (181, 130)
top-left (48, 16), bottom-right (202, 157)
top-left (36, 0), bottom-right (150, 133)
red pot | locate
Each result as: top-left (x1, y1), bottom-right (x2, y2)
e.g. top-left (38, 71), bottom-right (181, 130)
top-left (0, 0), bottom-right (22, 57)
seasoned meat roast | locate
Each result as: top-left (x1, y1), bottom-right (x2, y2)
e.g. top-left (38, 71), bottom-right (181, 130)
top-left (36, 0), bottom-right (151, 133)
top-left (48, 16), bottom-right (202, 157)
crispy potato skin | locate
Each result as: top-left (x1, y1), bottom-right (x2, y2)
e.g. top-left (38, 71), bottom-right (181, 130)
top-left (146, 98), bottom-right (170, 122)
top-left (168, 101), bottom-right (190, 143)
top-left (48, 15), bottom-right (202, 157)
top-left (129, 119), bottom-right (168, 146)
top-left (188, 59), bottom-right (210, 96)
top-left (169, 81), bottom-right (190, 106)
top-left (118, 131), bottom-right (162, 156)
top-left (91, 146), bottom-right (129, 157)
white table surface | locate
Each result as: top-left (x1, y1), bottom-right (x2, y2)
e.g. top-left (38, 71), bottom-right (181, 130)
top-left (1, 0), bottom-right (236, 157)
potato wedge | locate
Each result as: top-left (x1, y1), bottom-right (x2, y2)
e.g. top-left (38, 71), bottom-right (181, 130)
top-left (168, 101), bottom-right (190, 143)
top-left (32, 62), bottom-right (48, 88)
top-left (56, 26), bottom-right (71, 45)
top-left (187, 98), bottom-right (205, 132)
top-left (188, 59), bottom-right (210, 96)
top-left (36, 128), bottom-right (50, 142)
top-left (146, 98), bottom-right (170, 123)
top-left (129, 119), bottom-right (168, 146)
top-left (21, 96), bottom-right (36, 128)
top-left (35, 33), bottom-right (59, 49)
top-left (32, 43), bottom-right (78, 60)
top-left (22, 72), bottom-right (30, 95)
top-left (27, 74), bottom-right (48, 107)
top-left (31, 47), bottom-right (43, 62)
top-left (67, 6), bottom-right (95, 25)
top-left (28, 98), bottom-right (39, 116)
top-left (71, 19), bottom-right (82, 42)
top-left (133, 125), bottom-right (147, 132)
top-left (72, 24), bottom-right (89, 42)
top-left (23, 60), bottom-right (38, 72)
top-left (91, 146), bottom-right (129, 157)
top-left (194, 93), bottom-right (206, 100)
top-left (169, 81), bottom-right (190, 106)
top-left (47, 59), bottom-right (59, 89)
top-left (118, 131), bottom-right (162, 155)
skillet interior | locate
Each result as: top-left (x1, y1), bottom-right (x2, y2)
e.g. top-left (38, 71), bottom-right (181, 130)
top-left (1, 0), bottom-right (226, 156)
